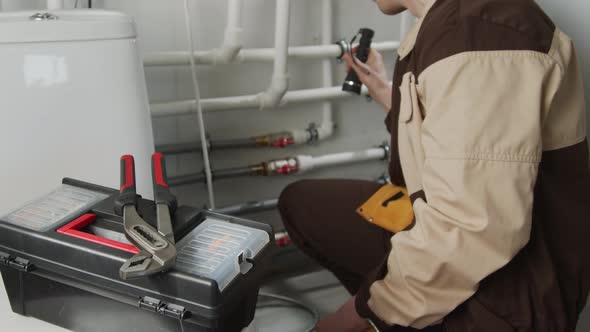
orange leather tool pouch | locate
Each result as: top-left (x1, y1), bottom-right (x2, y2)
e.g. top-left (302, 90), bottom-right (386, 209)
top-left (356, 184), bottom-right (414, 233)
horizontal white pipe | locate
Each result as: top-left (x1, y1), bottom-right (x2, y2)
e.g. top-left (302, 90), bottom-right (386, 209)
top-left (150, 83), bottom-right (388, 117)
top-left (287, 86), bottom-right (364, 104)
top-left (296, 148), bottom-right (385, 173)
top-left (143, 41), bottom-right (400, 67)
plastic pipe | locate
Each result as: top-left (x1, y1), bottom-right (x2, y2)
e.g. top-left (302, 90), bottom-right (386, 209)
top-left (153, 0), bottom-right (291, 117)
top-left (148, 0), bottom-right (243, 66)
top-left (257, 0), bottom-right (290, 109)
top-left (156, 137), bottom-right (259, 154)
top-left (168, 173), bottom-right (205, 187)
top-left (208, 0), bottom-right (244, 64)
top-left (150, 83), bottom-right (386, 116)
top-left (156, 142), bottom-right (203, 155)
top-left (47, 0), bottom-right (64, 9)
top-left (168, 145), bottom-right (387, 186)
top-left (295, 148), bottom-right (386, 174)
top-left (143, 41), bottom-right (399, 67)
top-left (317, 0), bottom-right (335, 143)
top-left (215, 199), bottom-right (278, 216)
top-left (168, 165), bottom-right (260, 186)
top-left (278, 0), bottom-right (334, 145)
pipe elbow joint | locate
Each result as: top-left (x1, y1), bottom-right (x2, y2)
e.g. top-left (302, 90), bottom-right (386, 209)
top-left (258, 74), bottom-right (289, 109)
top-left (317, 122), bottom-right (335, 140)
top-left (212, 28), bottom-right (244, 64)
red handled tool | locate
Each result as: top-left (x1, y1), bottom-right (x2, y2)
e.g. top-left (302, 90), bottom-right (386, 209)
top-left (152, 152), bottom-right (176, 244)
top-left (116, 154), bottom-right (177, 280)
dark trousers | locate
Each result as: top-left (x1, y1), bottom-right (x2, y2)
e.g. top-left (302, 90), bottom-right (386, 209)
top-left (278, 179), bottom-right (444, 332)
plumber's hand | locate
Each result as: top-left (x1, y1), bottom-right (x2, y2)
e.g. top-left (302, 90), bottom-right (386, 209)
top-left (343, 48), bottom-right (392, 112)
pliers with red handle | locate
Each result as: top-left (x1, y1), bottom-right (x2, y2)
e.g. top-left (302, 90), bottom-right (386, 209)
top-left (117, 153), bottom-right (177, 280)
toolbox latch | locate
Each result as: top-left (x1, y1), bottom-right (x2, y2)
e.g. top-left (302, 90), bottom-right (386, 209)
top-left (160, 303), bottom-right (187, 320)
top-left (0, 251), bottom-right (12, 266)
top-left (8, 257), bottom-right (34, 272)
top-left (139, 296), bottom-right (162, 313)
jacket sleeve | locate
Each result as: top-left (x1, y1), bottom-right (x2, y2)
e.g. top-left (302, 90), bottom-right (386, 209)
top-left (356, 50), bottom-right (563, 329)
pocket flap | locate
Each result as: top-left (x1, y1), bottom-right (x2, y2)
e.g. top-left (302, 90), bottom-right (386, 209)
top-left (357, 184), bottom-right (414, 233)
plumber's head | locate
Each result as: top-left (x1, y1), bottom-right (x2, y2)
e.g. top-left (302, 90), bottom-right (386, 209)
top-left (373, 0), bottom-right (428, 17)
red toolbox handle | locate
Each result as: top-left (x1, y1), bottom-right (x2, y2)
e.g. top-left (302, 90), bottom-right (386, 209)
top-left (57, 214), bottom-right (139, 254)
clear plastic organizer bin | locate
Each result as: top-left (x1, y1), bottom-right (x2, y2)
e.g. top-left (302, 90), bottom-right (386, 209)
top-left (1, 184), bottom-right (109, 232)
top-left (174, 217), bottom-right (270, 291)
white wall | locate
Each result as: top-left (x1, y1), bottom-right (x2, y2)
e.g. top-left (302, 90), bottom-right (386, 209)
top-left (7, 0), bottom-right (585, 212)
top-left (91, 0), bottom-right (399, 212)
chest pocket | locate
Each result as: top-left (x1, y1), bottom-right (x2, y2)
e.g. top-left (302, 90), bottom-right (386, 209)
top-left (398, 72), bottom-right (426, 197)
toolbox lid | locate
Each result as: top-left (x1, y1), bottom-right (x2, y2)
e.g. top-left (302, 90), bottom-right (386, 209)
top-left (175, 218), bottom-right (270, 291)
top-left (0, 10), bottom-right (136, 44)
top-left (1, 184), bottom-right (109, 232)
top-left (0, 179), bottom-right (275, 326)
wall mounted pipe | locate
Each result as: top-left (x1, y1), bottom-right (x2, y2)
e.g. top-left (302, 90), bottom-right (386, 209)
top-left (156, 136), bottom-right (262, 154)
top-left (256, 0), bottom-right (290, 109)
top-left (151, 83), bottom-right (389, 116)
top-left (143, 41), bottom-right (399, 67)
top-left (155, 130), bottom-right (311, 155)
top-left (295, 148), bottom-right (386, 173)
top-left (171, 0), bottom-right (244, 66)
top-left (167, 165), bottom-right (263, 187)
top-left (315, 0), bottom-right (336, 144)
top-left (214, 199), bottom-right (278, 216)
top-left (157, 142), bottom-right (204, 155)
top-left (168, 144), bottom-right (389, 186)
top-left (280, 0), bottom-right (335, 146)
top-left (216, 0), bottom-right (244, 63)
top-left (202, 0), bottom-right (244, 64)
top-left (156, 132), bottom-right (301, 155)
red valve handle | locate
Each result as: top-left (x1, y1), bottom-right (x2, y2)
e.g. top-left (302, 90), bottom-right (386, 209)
top-left (276, 237), bottom-right (293, 247)
top-left (276, 165), bottom-right (298, 175)
top-left (271, 137), bottom-right (295, 148)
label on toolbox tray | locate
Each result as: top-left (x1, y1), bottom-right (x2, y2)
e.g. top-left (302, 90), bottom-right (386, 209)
top-left (0, 184), bottom-right (109, 232)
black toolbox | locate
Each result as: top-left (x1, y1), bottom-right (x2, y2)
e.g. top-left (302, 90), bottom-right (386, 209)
top-left (0, 178), bottom-right (274, 332)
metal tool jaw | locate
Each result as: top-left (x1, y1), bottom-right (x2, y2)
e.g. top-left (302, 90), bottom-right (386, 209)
top-left (116, 154), bottom-right (178, 280)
